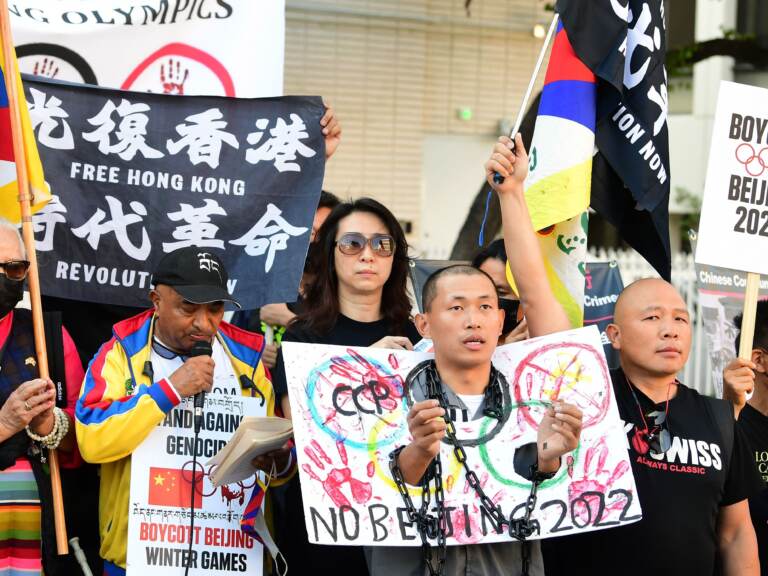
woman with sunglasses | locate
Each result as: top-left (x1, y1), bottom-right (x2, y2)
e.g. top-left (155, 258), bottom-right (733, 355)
top-left (471, 239), bottom-right (528, 344)
top-left (0, 221), bottom-right (85, 576)
top-left (270, 197), bottom-right (420, 575)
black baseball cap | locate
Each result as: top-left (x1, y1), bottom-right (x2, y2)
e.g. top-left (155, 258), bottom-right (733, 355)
top-left (151, 247), bottom-right (241, 308)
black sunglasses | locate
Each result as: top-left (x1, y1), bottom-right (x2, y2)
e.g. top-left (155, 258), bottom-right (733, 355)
top-left (644, 410), bottom-right (671, 456)
top-left (335, 233), bottom-right (395, 257)
top-left (0, 260), bottom-right (30, 281)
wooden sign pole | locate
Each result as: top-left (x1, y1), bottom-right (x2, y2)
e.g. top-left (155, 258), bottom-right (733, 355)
top-left (738, 272), bottom-right (761, 398)
top-left (0, 0), bottom-right (69, 555)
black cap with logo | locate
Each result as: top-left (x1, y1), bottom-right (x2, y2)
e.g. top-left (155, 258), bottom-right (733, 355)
top-left (151, 247), bottom-right (241, 308)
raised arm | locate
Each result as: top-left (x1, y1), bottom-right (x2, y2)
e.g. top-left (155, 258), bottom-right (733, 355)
top-left (485, 134), bottom-right (570, 336)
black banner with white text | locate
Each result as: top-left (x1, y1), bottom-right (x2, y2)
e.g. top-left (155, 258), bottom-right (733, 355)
top-left (24, 76), bottom-right (325, 309)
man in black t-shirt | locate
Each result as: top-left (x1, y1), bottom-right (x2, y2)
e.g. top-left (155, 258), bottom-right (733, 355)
top-left (722, 300), bottom-right (768, 574)
top-left (543, 278), bottom-right (761, 576)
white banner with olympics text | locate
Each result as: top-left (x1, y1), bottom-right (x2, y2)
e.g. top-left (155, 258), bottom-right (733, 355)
top-left (284, 326), bottom-right (642, 546)
top-left (10, 0), bottom-right (283, 97)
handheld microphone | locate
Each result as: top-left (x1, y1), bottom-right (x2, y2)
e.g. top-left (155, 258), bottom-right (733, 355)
top-left (190, 340), bottom-right (213, 434)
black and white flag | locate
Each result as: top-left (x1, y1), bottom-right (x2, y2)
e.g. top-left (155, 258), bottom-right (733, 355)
top-left (24, 76), bottom-right (325, 309)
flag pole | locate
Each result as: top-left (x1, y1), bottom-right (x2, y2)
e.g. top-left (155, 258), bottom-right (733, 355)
top-left (507, 12), bottom-right (559, 140)
top-left (0, 0), bottom-right (69, 555)
top-left (492, 11), bottom-right (559, 186)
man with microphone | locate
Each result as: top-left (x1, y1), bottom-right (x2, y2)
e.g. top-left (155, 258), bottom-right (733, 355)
top-left (75, 247), bottom-right (290, 576)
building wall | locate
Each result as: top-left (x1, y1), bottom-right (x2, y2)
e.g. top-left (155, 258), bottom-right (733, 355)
top-left (284, 0), bottom-right (768, 257)
top-left (284, 0), bottom-right (549, 254)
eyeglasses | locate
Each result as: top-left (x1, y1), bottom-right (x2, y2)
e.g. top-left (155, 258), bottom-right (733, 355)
top-left (335, 233), bottom-right (395, 257)
top-left (0, 260), bottom-right (30, 281)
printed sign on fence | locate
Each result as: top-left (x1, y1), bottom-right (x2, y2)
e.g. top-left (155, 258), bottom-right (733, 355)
top-left (24, 77), bottom-right (325, 309)
top-left (128, 394), bottom-right (265, 576)
top-left (696, 81), bottom-right (768, 275)
top-left (284, 326), bottom-right (641, 547)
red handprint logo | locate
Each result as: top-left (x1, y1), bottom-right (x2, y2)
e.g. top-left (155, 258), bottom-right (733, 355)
top-left (566, 438), bottom-right (630, 524)
top-left (160, 58), bottom-right (189, 95)
top-left (32, 57), bottom-right (59, 79)
top-left (302, 439), bottom-right (373, 508)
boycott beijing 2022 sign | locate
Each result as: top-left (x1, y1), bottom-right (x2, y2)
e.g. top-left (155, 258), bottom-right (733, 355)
top-left (25, 77), bottom-right (325, 309)
top-left (128, 394), bottom-right (266, 575)
top-left (283, 327), bottom-right (642, 547)
top-left (696, 81), bottom-right (768, 274)
top-left (10, 0), bottom-right (283, 97)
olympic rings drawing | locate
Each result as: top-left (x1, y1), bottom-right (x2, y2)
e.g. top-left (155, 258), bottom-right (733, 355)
top-left (735, 143), bottom-right (768, 177)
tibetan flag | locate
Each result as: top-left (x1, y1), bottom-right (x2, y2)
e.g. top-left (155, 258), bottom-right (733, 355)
top-left (147, 466), bottom-right (203, 509)
top-left (519, 21), bottom-right (596, 327)
top-left (0, 34), bottom-right (49, 224)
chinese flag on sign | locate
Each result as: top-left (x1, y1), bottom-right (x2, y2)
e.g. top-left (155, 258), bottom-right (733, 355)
top-left (147, 467), bottom-right (203, 509)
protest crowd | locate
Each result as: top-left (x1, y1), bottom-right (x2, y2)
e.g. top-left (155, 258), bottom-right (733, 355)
top-left (0, 1), bottom-right (766, 576)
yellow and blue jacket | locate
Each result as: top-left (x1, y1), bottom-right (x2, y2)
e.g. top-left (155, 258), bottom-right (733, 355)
top-left (75, 309), bottom-right (281, 569)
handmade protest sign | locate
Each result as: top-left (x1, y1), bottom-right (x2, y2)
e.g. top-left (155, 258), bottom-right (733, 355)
top-left (24, 77), bottom-right (325, 309)
top-left (284, 326), bottom-right (641, 546)
top-left (127, 394), bottom-right (265, 576)
top-left (696, 81), bottom-right (768, 387)
top-left (10, 0), bottom-right (283, 97)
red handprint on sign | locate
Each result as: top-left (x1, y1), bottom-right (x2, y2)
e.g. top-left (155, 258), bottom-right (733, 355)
top-left (302, 439), bottom-right (373, 508)
top-left (33, 58), bottom-right (59, 79)
top-left (160, 58), bottom-right (189, 95)
top-left (567, 438), bottom-right (630, 524)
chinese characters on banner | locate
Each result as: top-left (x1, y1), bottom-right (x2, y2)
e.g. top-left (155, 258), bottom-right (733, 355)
top-left (283, 327), bottom-right (642, 547)
top-left (128, 394), bottom-right (266, 575)
top-left (10, 0), bottom-right (284, 97)
top-left (25, 77), bottom-right (326, 309)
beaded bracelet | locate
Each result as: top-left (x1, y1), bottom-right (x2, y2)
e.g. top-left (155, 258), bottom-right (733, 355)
top-left (26, 407), bottom-right (69, 450)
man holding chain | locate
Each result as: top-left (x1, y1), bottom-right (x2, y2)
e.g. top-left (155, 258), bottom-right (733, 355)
top-left (366, 134), bottom-right (583, 576)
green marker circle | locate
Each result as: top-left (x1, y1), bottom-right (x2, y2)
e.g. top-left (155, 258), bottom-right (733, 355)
top-left (478, 400), bottom-right (581, 490)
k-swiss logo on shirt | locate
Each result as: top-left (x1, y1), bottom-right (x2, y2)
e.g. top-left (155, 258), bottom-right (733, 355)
top-left (623, 420), bottom-right (723, 475)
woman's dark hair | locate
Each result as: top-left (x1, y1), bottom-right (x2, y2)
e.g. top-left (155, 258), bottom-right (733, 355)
top-left (297, 197), bottom-right (411, 335)
top-left (318, 190), bottom-right (341, 210)
top-left (471, 238), bottom-right (507, 269)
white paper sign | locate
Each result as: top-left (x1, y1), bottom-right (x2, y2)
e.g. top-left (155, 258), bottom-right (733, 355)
top-left (284, 326), bottom-right (641, 547)
top-left (10, 0), bottom-right (284, 97)
top-left (127, 394), bottom-right (265, 575)
top-left (696, 81), bottom-right (768, 274)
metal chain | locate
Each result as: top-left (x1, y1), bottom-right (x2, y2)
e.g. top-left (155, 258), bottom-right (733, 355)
top-left (390, 363), bottom-right (541, 576)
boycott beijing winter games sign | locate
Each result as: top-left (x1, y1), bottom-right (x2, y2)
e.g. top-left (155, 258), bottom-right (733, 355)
top-left (284, 327), bottom-right (642, 547)
top-left (10, 0), bottom-right (284, 98)
top-left (696, 81), bottom-right (768, 275)
top-left (128, 394), bottom-right (265, 575)
top-left (25, 77), bottom-right (325, 309)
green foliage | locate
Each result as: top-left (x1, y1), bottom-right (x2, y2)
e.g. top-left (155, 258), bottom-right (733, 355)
top-left (676, 187), bottom-right (701, 253)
